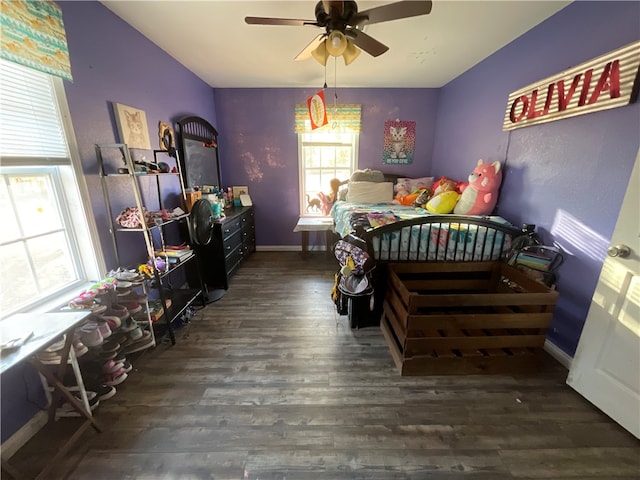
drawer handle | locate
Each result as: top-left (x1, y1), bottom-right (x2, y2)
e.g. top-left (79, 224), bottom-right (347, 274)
top-left (223, 228), bottom-right (231, 235)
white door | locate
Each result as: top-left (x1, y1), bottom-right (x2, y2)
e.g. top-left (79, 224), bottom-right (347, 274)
top-left (567, 149), bottom-right (640, 439)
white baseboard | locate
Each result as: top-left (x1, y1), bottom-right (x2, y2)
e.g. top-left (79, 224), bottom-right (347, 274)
top-left (256, 246), bottom-right (299, 252)
top-left (1, 410), bottom-right (48, 459)
top-left (256, 245), bottom-right (329, 252)
top-left (544, 339), bottom-right (573, 370)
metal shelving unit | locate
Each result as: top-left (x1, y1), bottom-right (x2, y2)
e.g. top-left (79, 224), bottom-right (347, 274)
top-left (95, 143), bottom-right (206, 345)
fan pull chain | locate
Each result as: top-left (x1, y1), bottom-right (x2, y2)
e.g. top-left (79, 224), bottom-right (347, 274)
top-left (332, 57), bottom-right (338, 129)
top-left (323, 59), bottom-right (327, 89)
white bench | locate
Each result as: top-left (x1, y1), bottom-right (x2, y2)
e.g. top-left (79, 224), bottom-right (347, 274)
top-left (293, 217), bottom-right (335, 257)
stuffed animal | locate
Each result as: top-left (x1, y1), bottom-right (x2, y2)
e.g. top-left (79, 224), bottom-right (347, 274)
top-left (413, 188), bottom-right (433, 208)
top-left (426, 190), bottom-right (460, 213)
top-left (418, 177), bottom-right (461, 213)
top-left (394, 178), bottom-right (411, 198)
top-left (454, 159), bottom-right (502, 215)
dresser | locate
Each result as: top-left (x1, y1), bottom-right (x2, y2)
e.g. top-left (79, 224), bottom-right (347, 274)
top-left (193, 206), bottom-right (255, 291)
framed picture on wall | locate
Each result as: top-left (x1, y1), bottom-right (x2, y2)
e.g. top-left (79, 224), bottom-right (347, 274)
top-left (382, 119), bottom-right (416, 165)
top-left (113, 102), bottom-right (152, 150)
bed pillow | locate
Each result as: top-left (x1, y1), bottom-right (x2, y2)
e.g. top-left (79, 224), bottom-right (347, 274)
top-left (395, 176), bottom-right (435, 196)
top-left (350, 169), bottom-right (385, 183)
top-left (346, 181), bottom-right (394, 204)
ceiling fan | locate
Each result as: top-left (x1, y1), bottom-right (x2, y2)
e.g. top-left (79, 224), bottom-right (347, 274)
top-left (245, 1), bottom-right (432, 66)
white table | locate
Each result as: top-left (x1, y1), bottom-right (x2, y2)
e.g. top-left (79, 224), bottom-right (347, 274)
top-left (293, 217), bottom-right (335, 257)
top-left (1, 311), bottom-right (101, 480)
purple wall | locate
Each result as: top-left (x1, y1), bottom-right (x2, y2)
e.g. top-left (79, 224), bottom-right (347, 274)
top-left (432, 1), bottom-right (640, 355)
top-left (61, 1), bottom-right (218, 270)
top-left (213, 88), bottom-right (439, 246)
top-left (1, 1), bottom-right (218, 443)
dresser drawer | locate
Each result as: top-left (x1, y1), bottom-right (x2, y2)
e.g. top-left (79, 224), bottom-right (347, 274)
top-left (223, 230), bottom-right (242, 258)
top-left (221, 217), bottom-right (241, 241)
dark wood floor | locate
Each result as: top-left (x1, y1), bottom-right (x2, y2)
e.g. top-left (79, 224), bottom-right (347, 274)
top-left (8, 252), bottom-right (639, 479)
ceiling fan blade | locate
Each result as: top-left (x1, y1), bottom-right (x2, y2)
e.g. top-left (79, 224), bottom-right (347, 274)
top-left (348, 29), bottom-right (388, 57)
top-left (295, 34), bottom-right (326, 61)
top-left (350, 1), bottom-right (432, 27)
top-left (245, 16), bottom-right (317, 27)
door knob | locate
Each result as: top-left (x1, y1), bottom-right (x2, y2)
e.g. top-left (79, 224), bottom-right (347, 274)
top-left (607, 244), bottom-right (631, 258)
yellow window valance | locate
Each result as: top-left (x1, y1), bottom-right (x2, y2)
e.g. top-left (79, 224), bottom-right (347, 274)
top-left (295, 103), bottom-right (362, 133)
top-left (0, 0), bottom-right (73, 81)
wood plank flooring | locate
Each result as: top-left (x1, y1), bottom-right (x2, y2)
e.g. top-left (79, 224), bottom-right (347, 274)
top-left (7, 252), bottom-right (639, 479)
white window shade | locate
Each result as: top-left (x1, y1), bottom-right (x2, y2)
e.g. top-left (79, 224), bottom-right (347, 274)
top-left (0, 59), bottom-right (69, 159)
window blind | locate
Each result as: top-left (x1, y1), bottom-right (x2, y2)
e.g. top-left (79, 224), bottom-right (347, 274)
top-left (0, 59), bottom-right (69, 159)
top-left (294, 103), bottom-right (362, 133)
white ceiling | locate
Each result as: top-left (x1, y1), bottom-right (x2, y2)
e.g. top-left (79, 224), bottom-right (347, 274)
top-left (101, 1), bottom-right (571, 88)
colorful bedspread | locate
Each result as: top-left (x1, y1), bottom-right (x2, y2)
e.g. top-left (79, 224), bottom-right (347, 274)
top-left (330, 201), bottom-right (514, 261)
top-left (331, 201), bottom-right (428, 237)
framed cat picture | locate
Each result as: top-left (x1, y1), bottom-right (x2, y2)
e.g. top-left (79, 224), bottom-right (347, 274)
top-left (113, 102), bottom-right (152, 150)
top-left (382, 119), bottom-right (416, 165)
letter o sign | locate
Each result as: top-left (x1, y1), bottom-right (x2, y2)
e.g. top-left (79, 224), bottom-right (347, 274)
top-left (509, 95), bottom-right (529, 123)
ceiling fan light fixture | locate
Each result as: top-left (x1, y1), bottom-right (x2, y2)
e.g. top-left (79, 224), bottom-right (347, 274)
top-left (325, 31), bottom-right (347, 57)
top-left (311, 40), bottom-right (329, 66)
top-left (342, 39), bottom-right (361, 65)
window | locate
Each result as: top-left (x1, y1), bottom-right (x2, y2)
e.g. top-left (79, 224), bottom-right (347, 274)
top-left (0, 59), bottom-right (104, 318)
top-left (298, 129), bottom-right (358, 216)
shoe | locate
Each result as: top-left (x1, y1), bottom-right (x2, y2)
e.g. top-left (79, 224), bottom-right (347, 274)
top-left (128, 325), bottom-right (143, 341)
top-left (123, 301), bottom-right (142, 315)
top-left (99, 314), bottom-right (121, 330)
top-left (122, 331), bottom-right (154, 354)
top-left (120, 318), bottom-right (139, 333)
top-left (99, 350), bottom-right (117, 360)
top-left (104, 305), bottom-right (129, 324)
top-left (73, 336), bottom-right (88, 357)
top-left (45, 335), bottom-right (66, 352)
top-left (96, 321), bottom-right (112, 340)
top-left (93, 384), bottom-right (116, 401)
top-left (113, 351), bottom-right (127, 364)
top-left (101, 339), bottom-right (121, 353)
top-left (103, 360), bottom-right (124, 373)
top-left (79, 323), bottom-right (103, 347)
top-left (118, 291), bottom-right (148, 303)
top-left (103, 368), bottom-right (128, 386)
top-left (59, 391), bottom-right (99, 415)
top-left (121, 360), bottom-right (133, 374)
top-left (36, 351), bottom-right (62, 364)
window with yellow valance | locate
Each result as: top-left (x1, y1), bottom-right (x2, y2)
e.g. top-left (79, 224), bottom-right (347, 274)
top-left (0, 0), bottom-right (73, 81)
top-left (294, 103), bottom-right (362, 133)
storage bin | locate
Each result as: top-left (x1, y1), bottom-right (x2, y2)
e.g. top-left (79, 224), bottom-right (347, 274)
top-left (381, 261), bottom-right (559, 375)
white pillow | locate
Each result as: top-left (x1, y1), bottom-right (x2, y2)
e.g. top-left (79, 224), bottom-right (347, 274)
top-left (346, 181), bottom-right (394, 204)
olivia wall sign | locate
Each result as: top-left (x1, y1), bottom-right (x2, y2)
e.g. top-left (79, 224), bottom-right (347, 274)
top-left (503, 40), bottom-right (640, 131)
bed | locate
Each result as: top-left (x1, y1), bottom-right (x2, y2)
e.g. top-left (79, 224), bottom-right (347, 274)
top-left (328, 172), bottom-right (557, 375)
top-left (329, 172), bottom-right (522, 264)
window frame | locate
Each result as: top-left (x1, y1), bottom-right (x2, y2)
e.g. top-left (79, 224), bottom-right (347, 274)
top-left (0, 61), bottom-right (105, 319)
top-left (297, 129), bottom-right (359, 217)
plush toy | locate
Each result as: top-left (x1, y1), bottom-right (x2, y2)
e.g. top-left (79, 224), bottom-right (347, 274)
top-left (412, 188), bottom-right (433, 208)
top-left (454, 159), bottom-right (502, 215)
top-left (394, 178), bottom-right (411, 198)
top-left (394, 178), bottom-right (430, 206)
top-left (426, 190), bottom-right (460, 213)
top-left (420, 177), bottom-right (461, 213)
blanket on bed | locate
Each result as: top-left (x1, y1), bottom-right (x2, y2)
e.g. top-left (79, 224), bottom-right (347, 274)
top-left (331, 201), bottom-right (429, 237)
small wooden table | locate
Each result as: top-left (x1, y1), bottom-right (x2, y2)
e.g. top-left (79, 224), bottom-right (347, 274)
top-left (293, 217), bottom-right (335, 258)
